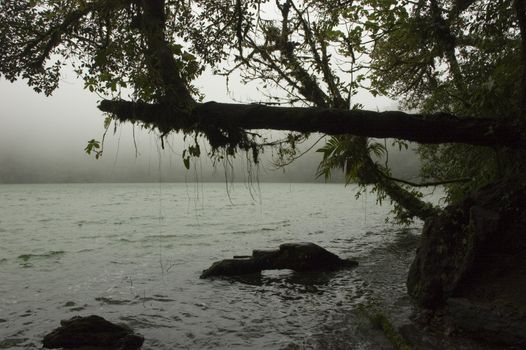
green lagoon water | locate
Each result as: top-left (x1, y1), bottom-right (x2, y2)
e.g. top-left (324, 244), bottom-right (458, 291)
top-left (0, 183), bottom-right (437, 349)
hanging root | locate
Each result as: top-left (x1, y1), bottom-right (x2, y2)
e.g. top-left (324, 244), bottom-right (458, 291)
top-left (202, 125), bottom-right (262, 163)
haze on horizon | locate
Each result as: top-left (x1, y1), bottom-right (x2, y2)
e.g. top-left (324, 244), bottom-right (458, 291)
top-left (0, 68), bottom-right (420, 184)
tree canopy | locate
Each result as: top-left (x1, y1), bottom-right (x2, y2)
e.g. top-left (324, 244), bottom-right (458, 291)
top-left (1, 0), bottom-right (526, 222)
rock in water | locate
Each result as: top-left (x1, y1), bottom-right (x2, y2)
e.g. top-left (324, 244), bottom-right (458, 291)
top-left (42, 315), bottom-right (144, 349)
top-left (201, 242), bottom-right (357, 278)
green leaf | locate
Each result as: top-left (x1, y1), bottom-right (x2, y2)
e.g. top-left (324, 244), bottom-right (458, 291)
top-left (84, 139), bottom-right (100, 154)
top-left (103, 116), bottom-right (112, 129)
top-left (182, 52), bottom-right (196, 61)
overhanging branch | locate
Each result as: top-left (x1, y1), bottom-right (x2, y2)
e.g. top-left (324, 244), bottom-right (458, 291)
top-left (98, 99), bottom-right (526, 149)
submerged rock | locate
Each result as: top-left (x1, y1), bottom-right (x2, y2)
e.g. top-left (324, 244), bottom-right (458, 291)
top-left (201, 242), bottom-right (357, 278)
top-left (42, 315), bottom-right (144, 350)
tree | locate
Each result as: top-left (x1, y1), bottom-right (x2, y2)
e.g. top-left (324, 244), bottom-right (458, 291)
top-left (1, 0), bottom-right (525, 222)
top-left (370, 0), bottom-right (526, 203)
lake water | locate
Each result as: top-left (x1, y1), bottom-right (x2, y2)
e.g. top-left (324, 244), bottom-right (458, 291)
top-left (0, 183), bottom-right (436, 349)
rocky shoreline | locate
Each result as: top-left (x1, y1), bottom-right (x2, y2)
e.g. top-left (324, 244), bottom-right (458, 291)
top-left (39, 180), bottom-right (526, 349)
top-left (404, 179), bottom-right (526, 348)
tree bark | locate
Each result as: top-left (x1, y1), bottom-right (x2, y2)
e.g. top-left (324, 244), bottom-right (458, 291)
top-left (99, 99), bottom-right (526, 149)
top-left (139, 0), bottom-right (195, 108)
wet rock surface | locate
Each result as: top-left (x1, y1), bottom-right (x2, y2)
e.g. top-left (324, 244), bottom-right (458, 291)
top-left (446, 298), bottom-right (526, 346)
top-left (408, 181), bottom-right (526, 307)
top-left (406, 201), bottom-right (477, 308)
top-left (201, 242), bottom-right (358, 278)
top-left (42, 315), bottom-right (144, 349)
top-left (407, 180), bottom-right (526, 347)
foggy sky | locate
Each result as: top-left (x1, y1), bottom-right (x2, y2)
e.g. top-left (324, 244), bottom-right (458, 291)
top-left (0, 69), bottom-right (420, 184)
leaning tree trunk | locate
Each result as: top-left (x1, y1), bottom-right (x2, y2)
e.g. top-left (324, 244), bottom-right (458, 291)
top-left (99, 100), bottom-right (526, 149)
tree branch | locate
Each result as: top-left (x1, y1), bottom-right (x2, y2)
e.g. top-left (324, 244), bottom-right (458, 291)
top-left (379, 174), bottom-right (472, 187)
top-left (19, 1), bottom-right (135, 69)
top-left (98, 99), bottom-right (526, 149)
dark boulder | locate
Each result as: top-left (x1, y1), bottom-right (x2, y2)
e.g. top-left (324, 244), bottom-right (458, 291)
top-left (406, 201), bottom-right (478, 308)
top-left (270, 243), bottom-right (355, 271)
top-left (407, 180), bottom-right (526, 346)
top-left (201, 257), bottom-right (265, 277)
top-left (42, 315), bottom-right (144, 350)
top-left (201, 242), bottom-right (357, 278)
top-left (407, 180), bottom-right (526, 309)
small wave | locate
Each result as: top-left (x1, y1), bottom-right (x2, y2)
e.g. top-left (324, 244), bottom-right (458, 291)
top-left (110, 260), bottom-right (127, 265)
top-left (69, 306), bottom-right (86, 312)
top-left (37, 218), bottom-right (54, 223)
top-left (135, 294), bottom-right (176, 303)
top-left (227, 229), bottom-right (253, 235)
top-left (118, 315), bottom-right (167, 329)
top-left (63, 301), bottom-right (88, 312)
top-left (331, 238), bottom-right (355, 243)
top-left (17, 251), bottom-right (65, 262)
top-left (147, 234), bottom-right (180, 239)
top-left (272, 219), bottom-right (291, 225)
top-left (179, 241), bottom-right (212, 247)
top-left (76, 248), bottom-right (95, 253)
top-left (95, 296), bottom-right (130, 305)
top-left (0, 337), bottom-right (28, 348)
top-left (75, 219), bottom-right (107, 226)
top-left (101, 202), bottom-right (123, 206)
top-left (227, 226), bottom-right (280, 235)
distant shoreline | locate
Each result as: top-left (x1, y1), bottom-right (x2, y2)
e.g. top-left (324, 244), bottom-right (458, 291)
top-left (0, 180), bottom-right (347, 185)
